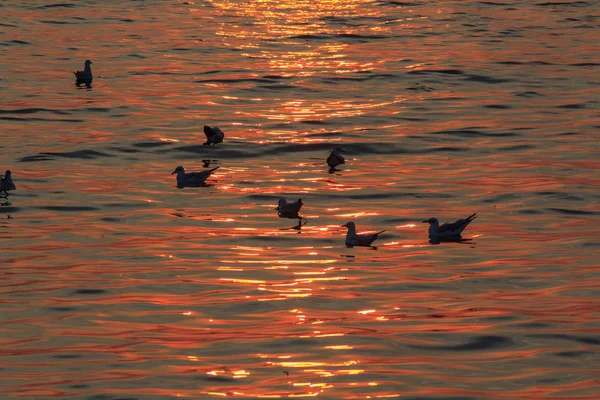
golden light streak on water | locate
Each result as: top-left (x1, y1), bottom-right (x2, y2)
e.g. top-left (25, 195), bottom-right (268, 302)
top-left (1, 0), bottom-right (597, 399)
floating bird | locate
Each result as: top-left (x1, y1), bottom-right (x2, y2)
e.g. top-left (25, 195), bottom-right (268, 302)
top-left (203, 125), bottom-right (225, 146)
top-left (276, 198), bottom-right (303, 219)
top-left (0, 170), bottom-right (16, 198)
top-left (342, 221), bottom-right (385, 248)
top-left (423, 213), bottom-right (477, 238)
top-left (171, 166), bottom-right (219, 188)
top-left (327, 147), bottom-right (345, 171)
top-left (74, 60), bottom-right (93, 85)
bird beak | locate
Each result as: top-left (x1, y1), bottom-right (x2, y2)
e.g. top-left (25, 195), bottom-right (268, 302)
top-left (422, 220), bottom-right (429, 223)
top-left (171, 170), bottom-right (177, 175)
top-left (341, 224), bottom-right (347, 227)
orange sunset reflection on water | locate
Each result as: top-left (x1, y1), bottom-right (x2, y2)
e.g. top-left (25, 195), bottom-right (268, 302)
top-left (0, 0), bottom-right (599, 399)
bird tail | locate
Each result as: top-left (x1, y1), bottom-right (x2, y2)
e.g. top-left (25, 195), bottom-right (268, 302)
top-left (465, 213), bottom-right (477, 223)
top-left (208, 166), bottom-right (220, 174)
top-left (375, 230), bottom-right (386, 236)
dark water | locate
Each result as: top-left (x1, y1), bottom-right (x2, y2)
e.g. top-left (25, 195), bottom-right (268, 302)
top-left (1, 1), bottom-right (599, 399)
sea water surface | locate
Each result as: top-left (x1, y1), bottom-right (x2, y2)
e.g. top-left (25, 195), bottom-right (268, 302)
top-left (1, 1), bottom-right (599, 399)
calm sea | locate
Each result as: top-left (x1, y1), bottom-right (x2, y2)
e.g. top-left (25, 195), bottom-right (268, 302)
top-left (1, 1), bottom-right (599, 399)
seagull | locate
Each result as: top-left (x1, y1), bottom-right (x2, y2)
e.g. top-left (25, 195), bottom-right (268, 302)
top-left (342, 221), bottom-right (385, 248)
top-left (327, 147), bottom-right (345, 171)
top-left (74, 60), bottom-right (93, 85)
top-left (423, 213), bottom-right (477, 238)
top-left (276, 198), bottom-right (303, 218)
top-left (203, 125), bottom-right (225, 146)
top-left (0, 170), bottom-right (16, 198)
top-left (171, 166), bottom-right (219, 188)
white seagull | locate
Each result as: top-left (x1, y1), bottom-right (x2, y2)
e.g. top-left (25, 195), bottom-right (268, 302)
top-left (423, 213), bottom-right (477, 238)
top-left (74, 60), bottom-right (93, 84)
top-left (0, 170), bottom-right (16, 197)
top-left (342, 221), bottom-right (385, 247)
top-left (203, 125), bottom-right (225, 146)
top-left (327, 147), bottom-right (345, 171)
top-left (171, 166), bottom-right (219, 188)
top-left (276, 198), bottom-right (303, 218)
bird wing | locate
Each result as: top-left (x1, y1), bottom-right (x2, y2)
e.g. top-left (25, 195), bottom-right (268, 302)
top-left (438, 213), bottom-right (476, 233)
top-left (212, 127), bottom-right (224, 137)
top-left (192, 167), bottom-right (219, 178)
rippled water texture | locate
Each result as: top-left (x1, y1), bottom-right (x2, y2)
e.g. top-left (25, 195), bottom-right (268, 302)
top-left (1, 1), bottom-right (599, 399)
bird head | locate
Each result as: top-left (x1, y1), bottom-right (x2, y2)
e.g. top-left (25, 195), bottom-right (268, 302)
top-left (422, 218), bottom-right (438, 224)
top-left (85, 60), bottom-right (92, 65)
top-left (342, 221), bottom-right (355, 229)
top-left (278, 199), bottom-right (287, 207)
top-left (171, 166), bottom-right (184, 175)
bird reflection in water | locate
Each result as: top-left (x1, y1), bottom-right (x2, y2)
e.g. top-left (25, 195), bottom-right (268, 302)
top-left (280, 218), bottom-right (308, 233)
top-left (429, 236), bottom-right (475, 245)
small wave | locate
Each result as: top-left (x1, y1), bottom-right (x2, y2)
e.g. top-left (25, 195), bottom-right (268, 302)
top-left (38, 206), bottom-right (99, 212)
top-left (513, 91), bottom-right (544, 97)
top-left (73, 289), bottom-right (106, 295)
top-left (82, 107), bottom-right (111, 113)
top-left (527, 334), bottom-right (600, 345)
top-left (246, 194), bottom-right (283, 201)
top-left (196, 77), bottom-right (282, 84)
top-left (554, 350), bottom-right (595, 358)
top-left (37, 3), bottom-right (76, 8)
top-left (39, 20), bottom-right (74, 25)
top-left (256, 84), bottom-right (298, 91)
top-left (321, 73), bottom-right (397, 84)
top-left (482, 193), bottom-right (521, 203)
top-left (547, 208), bottom-right (598, 215)
top-left (558, 103), bottom-right (586, 109)
top-left (6, 40), bottom-right (31, 45)
top-left (536, 1), bottom-right (589, 7)
top-left (478, 1), bottom-right (512, 5)
top-left (499, 144), bottom-right (535, 151)
top-left (517, 209), bottom-right (544, 215)
top-left (103, 202), bottom-right (152, 208)
top-left (19, 150), bottom-right (113, 163)
top-left (535, 192), bottom-right (584, 201)
top-left (432, 129), bottom-right (518, 137)
top-left (100, 217), bottom-right (121, 222)
top-left (0, 116), bottom-right (84, 123)
top-left (53, 354), bottom-right (80, 359)
top-left (409, 335), bottom-right (512, 351)
top-left (133, 141), bottom-right (174, 148)
top-left (47, 307), bottom-right (78, 312)
top-left (408, 68), bottom-right (464, 75)
top-left (466, 74), bottom-right (512, 83)
top-left (381, 1), bottom-right (418, 6)
top-left (484, 104), bottom-right (512, 109)
top-left (0, 108), bottom-right (70, 115)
